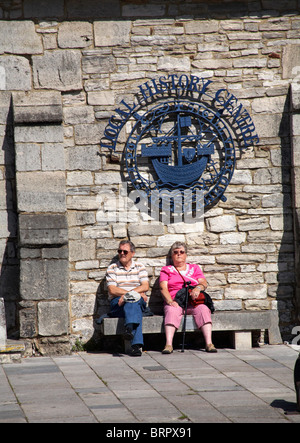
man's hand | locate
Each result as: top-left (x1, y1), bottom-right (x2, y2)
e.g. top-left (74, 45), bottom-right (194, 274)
top-left (141, 293), bottom-right (148, 302)
top-left (118, 295), bottom-right (125, 306)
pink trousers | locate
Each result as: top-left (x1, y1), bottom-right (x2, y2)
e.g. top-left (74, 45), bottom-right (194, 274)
top-left (164, 303), bottom-right (212, 330)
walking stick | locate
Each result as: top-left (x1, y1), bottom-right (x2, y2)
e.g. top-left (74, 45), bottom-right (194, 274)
top-left (181, 280), bottom-right (191, 353)
top-left (295, 352), bottom-right (300, 411)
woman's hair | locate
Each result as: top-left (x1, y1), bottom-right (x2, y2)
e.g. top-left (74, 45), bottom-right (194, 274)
top-left (170, 242), bottom-right (188, 254)
top-left (167, 242), bottom-right (188, 264)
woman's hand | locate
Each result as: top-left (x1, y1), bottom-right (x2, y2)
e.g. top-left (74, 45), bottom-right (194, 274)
top-left (189, 288), bottom-right (201, 300)
top-left (168, 300), bottom-right (179, 308)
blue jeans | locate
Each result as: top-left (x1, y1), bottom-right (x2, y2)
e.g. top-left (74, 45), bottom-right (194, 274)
top-left (110, 297), bottom-right (146, 346)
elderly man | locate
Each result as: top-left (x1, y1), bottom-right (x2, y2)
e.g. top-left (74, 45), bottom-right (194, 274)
top-left (106, 240), bottom-right (149, 356)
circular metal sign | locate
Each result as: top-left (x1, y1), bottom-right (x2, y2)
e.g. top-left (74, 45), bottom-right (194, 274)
top-left (101, 75), bottom-right (259, 210)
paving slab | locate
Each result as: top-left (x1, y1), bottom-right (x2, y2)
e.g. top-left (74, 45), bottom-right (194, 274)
top-left (0, 345), bottom-right (300, 424)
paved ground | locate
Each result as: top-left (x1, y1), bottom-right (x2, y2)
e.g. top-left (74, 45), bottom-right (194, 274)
top-left (0, 344), bottom-right (300, 424)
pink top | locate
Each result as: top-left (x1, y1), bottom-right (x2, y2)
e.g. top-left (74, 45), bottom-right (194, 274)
top-left (159, 263), bottom-right (205, 300)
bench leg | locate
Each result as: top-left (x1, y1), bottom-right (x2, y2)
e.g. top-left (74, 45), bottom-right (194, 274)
top-left (296, 382), bottom-right (300, 412)
top-left (123, 339), bottom-right (132, 354)
top-left (233, 331), bottom-right (252, 350)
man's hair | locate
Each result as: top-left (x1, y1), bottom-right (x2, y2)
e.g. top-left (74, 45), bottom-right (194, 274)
top-left (118, 240), bottom-right (136, 253)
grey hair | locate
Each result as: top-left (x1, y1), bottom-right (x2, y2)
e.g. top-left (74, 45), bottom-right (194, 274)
top-left (170, 242), bottom-right (188, 254)
top-left (167, 242), bottom-right (188, 264)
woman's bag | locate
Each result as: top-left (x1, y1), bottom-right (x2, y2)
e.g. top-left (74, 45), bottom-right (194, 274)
top-left (175, 287), bottom-right (215, 313)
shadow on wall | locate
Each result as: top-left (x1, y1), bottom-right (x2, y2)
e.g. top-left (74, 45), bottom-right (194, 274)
top-left (0, 95), bottom-right (20, 339)
top-left (277, 91), bottom-right (297, 341)
top-left (2, 0), bottom-right (298, 22)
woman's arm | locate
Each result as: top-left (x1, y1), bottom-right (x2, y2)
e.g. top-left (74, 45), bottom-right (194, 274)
top-left (159, 280), bottom-right (178, 307)
top-left (189, 277), bottom-right (208, 300)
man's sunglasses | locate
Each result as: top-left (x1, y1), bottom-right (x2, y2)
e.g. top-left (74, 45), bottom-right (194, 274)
top-left (118, 249), bottom-right (130, 255)
top-left (172, 250), bottom-right (186, 255)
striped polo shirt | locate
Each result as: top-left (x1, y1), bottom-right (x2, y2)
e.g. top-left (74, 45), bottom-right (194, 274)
top-left (106, 259), bottom-right (149, 300)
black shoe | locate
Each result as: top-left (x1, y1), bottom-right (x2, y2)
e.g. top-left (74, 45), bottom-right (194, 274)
top-left (123, 327), bottom-right (134, 341)
top-left (130, 344), bottom-right (142, 357)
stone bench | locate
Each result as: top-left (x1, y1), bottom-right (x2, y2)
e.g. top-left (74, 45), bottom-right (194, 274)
top-left (99, 310), bottom-right (282, 351)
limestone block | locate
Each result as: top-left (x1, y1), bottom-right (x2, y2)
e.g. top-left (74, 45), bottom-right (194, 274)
top-left (238, 216), bottom-right (269, 231)
top-left (282, 44), bottom-right (300, 79)
top-left (233, 58), bottom-right (267, 68)
top-left (262, 193), bottom-right (285, 208)
top-left (82, 53), bottom-right (116, 74)
top-left (74, 123), bottom-right (106, 145)
top-left (206, 215), bottom-right (236, 232)
top-left (71, 294), bottom-right (95, 318)
top-left (291, 137), bottom-right (300, 166)
top-left (16, 171), bottom-right (66, 213)
top-left (13, 91), bottom-right (63, 124)
top-left (230, 170), bottom-right (252, 184)
top-left (220, 232), bottom-right (246, 245)
top-left (69, 239), bottom-right (96, 262)
top-left (0, 210), bottom-right (10, 238)
top-left (20, 259), bottom-right (69, 301)
top-left (0, 56), bottom-right (31, 91)
top-left (58, 22), bottom-right (93, 48)
top-left (253, 113), bottom-right (288, 138)
top-left (19, 214), bottom-right (68, 247)
top-left (227, 272), bottom-right (264, 284)
top-left (252, 96), bottom-right (286, 114)
top-left (292, 114), bottom-right (300, 137)
top-left (291, 82), bottom-right (300, 111)
top-left (233, 331), bottom-right (252, 350)
top-left (41, 144), bottom-right (65, 171)
top-left (15, 143), bottom-right (41, 172)
top-left (19, 301), bottom-right (37, 338)
top-left (0, 21), bottom-right (43, 54)
top-left (0, 91), bottom-right (12, 125)
top-left (158, 56), bottom-right (191, 71)
top-left (185, 20), bottom-right (219, 34)
top-left (94, 21), bottom-right (131, 47)
top-left (213, 300), bottom-right (243, 311)
top-left (128, 222), bottom-right (164, 237)
top-left (0, 298), bottom-right (7, 348)
top-left (225, 284), bottom-right (267, 300)
top-left (217, 254), bottom-right (265, 264)
top-left (38, 301), bottom-right (69, 336)
top-left (32, 50), bottom-right (82, 91)
top-left (63, 106), bottom-right (94, 125)
top-left (14, 125), bottom-right (63, 143)
top-left (131, 35), bottom-right (176, 46)
top-left (69, 281), bottom-right (99, 295)
top-left (87, 91), bottom-right (115, 106)
top-left (65, 145), bottom-right (101, 171)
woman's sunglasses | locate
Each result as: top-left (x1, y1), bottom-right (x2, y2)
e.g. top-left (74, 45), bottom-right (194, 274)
top-left (118, 249), bottom-right (130, 255)
top-left (172, 250), bottom-right (186, 255)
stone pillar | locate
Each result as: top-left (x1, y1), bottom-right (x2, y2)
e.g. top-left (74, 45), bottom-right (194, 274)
top-left (13, 91), bottom-right (70, 355)
top-left (291, 83), bottom-right (300, 323)
top-left (0, 298), bottom-right (7, 349)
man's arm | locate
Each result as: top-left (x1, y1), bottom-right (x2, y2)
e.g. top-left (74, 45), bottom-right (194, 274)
top-left (108, 280), bottom-right (149, 305)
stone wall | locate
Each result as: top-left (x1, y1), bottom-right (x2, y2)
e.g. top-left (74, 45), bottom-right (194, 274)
top-left (0, 0), bottom-right (299, 351)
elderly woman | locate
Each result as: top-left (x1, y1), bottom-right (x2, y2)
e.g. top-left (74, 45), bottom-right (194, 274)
top-left (159, 242), bottom-right (217, 354)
